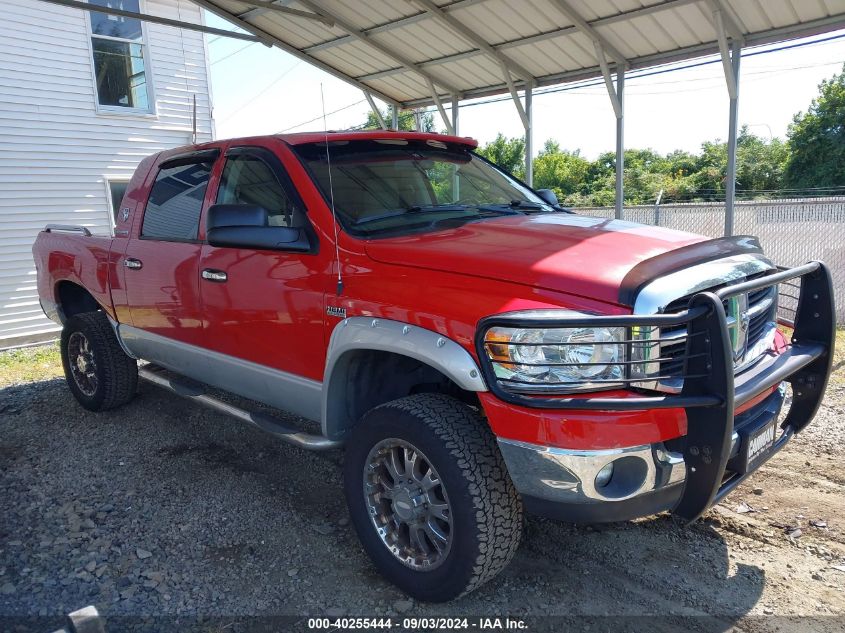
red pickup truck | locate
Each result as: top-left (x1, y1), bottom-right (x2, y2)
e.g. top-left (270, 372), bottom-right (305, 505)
top-left (32, 131), bottom-right (835, 601)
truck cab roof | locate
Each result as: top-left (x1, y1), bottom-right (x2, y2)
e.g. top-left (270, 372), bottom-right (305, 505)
top-left (168, 130), bottom-right (479, 154)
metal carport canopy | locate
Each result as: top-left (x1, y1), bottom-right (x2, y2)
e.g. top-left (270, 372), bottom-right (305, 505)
top-left (195, 0), bottom-right (845, 108)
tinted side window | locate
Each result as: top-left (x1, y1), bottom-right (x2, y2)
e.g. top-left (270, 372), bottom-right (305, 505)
top-left (217, 155), bottom-right (305, 228)
top-left (141, 162), bottom-right (212, 240)
top-left (108, 180), bottom-right (129, 224)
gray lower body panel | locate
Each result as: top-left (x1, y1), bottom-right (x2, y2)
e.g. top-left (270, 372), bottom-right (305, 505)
top-left (118, 325), bottom-right (322, 422)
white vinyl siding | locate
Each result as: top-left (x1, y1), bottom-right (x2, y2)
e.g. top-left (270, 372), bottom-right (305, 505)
top-left (0, 0), bottom-right (214, 346)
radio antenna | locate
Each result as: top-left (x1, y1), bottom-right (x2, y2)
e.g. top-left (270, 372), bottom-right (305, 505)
top-left (191, 94), bottom-right (197, 145)
top-left (321, 83), bottom-right (343, 296)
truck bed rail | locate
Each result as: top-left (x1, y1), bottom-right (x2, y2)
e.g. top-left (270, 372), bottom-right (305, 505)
top-left (44, 224), bottom-right (92, 236)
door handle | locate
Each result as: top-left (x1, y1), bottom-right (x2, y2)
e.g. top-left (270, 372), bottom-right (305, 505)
top-left (201, 269), bottom-right (228, 283)
top-left (124, 258), bottom-right (143, 270)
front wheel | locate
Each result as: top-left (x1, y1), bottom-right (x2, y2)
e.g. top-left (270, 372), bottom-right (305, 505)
top-left (60, 311), bottom-right (138, 411)
top-left (343, 394), bottom-right (523, 602)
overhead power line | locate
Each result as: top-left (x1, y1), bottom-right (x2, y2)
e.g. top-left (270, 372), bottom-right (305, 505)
top-left (268, 30), bottom-right (845, 133)
top-left (211, 42), bottom-right (256, 65)
top-left (218, 61), bottom-right (302, 122)
top-left (418, 31), bottom-right (845, 115)
top-left (278, 99), bottom-right (368, 132)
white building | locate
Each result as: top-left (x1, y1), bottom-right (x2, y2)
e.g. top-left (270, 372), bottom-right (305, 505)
top-left (0, 0), bottom-right (214, 347)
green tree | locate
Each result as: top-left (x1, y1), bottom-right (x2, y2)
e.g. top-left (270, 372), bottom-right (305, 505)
top-left (476, 133), bottom-right (526, 179)
top-left (784, 64), bottom-right (845, 189)
top-left (737, 133), bottom-right (789, 193)
top-left (532, 140), bottom-right (590, 203)
top-left (686, 128), bottom-right (789, 201)
top-left (362, 108), bottom-right (434, 132)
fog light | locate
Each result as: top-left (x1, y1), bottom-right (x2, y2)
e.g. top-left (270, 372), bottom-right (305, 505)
top-left (595, 462), bottom-right (614, 488)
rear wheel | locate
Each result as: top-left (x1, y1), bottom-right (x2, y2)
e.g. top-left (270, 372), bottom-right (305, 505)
top-left (344, 393), bottom-right (523, 601)
top-left (61, 311), bottom-right (138, 411)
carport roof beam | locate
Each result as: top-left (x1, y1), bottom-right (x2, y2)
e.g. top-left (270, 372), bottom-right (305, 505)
top-left (302, 0), bottom-right (490, 55)
top-left (37, 0), bottom-right (262, 42)
top-left (364, 92), bottom-right (387, 130)
top-left (351, 0), bottom-right (705, 87)
top-left (409, 0), bottom-right (535, 86)
top-left (503, 65), bottom-right (530, 130)
top-left (713, 6), bottom-right (739, 99)
top-left (294, 0), bottom-right (464, 98)
top-left (705, 0), bottom-right (746, 44)
top-left (549, 0), bottom-right (627, 66)
top-left (191, 0), bottom-right (401, 107)
top-left (595, 41), bottom-right (622, 118)
top-left (234, 1), bottom-right (334, 27)
top-left (311, 0), bottom-right (700, 66)
top-left (426, 79), bottom-right (455, 135)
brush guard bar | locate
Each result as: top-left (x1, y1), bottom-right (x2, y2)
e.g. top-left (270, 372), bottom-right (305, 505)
top-left (475, 261), bottom-right (835, 522)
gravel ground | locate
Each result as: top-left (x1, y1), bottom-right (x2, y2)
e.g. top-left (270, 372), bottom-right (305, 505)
top-left (1, 337), bottom-right (843, 632)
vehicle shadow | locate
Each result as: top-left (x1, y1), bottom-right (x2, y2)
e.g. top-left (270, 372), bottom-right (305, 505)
top-left (477, 513), bottom-right (766, 632)
top-left (0, 378), bottom-right (766, 633)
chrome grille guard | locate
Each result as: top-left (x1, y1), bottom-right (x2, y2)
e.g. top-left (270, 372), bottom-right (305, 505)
top-left (475, 261), bottom-right (835, 522)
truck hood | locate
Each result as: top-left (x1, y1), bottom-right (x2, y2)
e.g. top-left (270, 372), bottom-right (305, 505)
top-left (364, 214), bottom-right (706, 307)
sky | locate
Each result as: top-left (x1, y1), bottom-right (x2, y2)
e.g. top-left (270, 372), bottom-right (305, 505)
top-left (205, 15), bottom-right (845, 161)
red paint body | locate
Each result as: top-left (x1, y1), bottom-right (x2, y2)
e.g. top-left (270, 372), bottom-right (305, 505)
top-left (32, 132), bottom-right (785, 451)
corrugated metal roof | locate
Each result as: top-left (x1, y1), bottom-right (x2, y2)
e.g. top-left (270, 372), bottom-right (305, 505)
top-left (197, 0), bottom-right (845, 107)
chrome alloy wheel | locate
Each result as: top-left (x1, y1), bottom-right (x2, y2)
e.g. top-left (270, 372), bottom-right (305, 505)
top-left (67, 331), bottom-right (98, 397)
top-left (363, 439), bottom-right (452, 570)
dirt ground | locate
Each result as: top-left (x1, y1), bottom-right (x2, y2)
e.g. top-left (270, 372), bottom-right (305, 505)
top-left (0, 333), bottom-right (843, 632)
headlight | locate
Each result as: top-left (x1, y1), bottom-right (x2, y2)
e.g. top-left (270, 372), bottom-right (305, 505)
top-left (483, 316), bottom-right (625, 393)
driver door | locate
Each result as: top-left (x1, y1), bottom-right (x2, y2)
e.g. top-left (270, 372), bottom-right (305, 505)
top-left (198, 143), bottom-right (328, 384)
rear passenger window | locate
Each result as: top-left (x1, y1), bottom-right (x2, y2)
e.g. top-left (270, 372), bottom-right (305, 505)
top-left (217, 154), bottom-right (305, 228)
top-left (141, 161), bottom-right (213, 241)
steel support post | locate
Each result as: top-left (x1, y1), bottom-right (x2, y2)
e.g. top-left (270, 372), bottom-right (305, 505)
top-left (452, 96), bottom-right (461, 199)
top-left (524, 86), bottom-right (533, 186)
top-left (724, 40), bottom-right (741, 236)
top-left (615, 69), bottom-right (625, 219)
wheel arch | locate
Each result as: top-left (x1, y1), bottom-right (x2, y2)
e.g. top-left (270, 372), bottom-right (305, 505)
top-left (54, 281), bottom-right (103, 324)
top-left (321, 318), bottom-right (488, 441)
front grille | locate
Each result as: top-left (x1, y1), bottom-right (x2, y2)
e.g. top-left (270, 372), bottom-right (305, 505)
top-left (640, 271), bottom-right (778, 391)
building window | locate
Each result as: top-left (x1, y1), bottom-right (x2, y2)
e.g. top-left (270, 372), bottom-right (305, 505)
top-left (88, 0), bottom-right (151, 111)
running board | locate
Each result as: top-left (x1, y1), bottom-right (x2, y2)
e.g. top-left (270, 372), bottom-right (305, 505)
top-left (138, 365), bottom-right (342, 451)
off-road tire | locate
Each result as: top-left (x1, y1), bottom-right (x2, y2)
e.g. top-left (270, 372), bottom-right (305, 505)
top-left (61, 311), bottom-right (138, 411)
top-left (344, 393), bottom-right (523, 602)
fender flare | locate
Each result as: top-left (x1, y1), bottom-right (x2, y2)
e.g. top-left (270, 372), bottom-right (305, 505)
top-left (321, 318), bottom-right (488, 439)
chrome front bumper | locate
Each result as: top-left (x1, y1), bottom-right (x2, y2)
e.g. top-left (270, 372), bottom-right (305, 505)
top-left (498, 438), bottom-right (686, 520)
top-left (500, 384), bottom-right (792, 523)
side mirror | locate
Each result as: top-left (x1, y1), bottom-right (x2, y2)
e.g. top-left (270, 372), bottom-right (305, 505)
top-left (535, 189), bottom-right (560, 207)
top-left (206, 204), bottom-right (312, 253)
top-left (207, 203), bottom-right (267, 230)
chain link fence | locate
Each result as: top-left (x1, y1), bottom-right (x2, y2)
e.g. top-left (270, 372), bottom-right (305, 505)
top-left (577, 197), bottom-right (845, 324)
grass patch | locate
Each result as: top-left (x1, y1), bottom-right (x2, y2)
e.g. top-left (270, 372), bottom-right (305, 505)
top-left (0, 343), bottom-right (63, 388)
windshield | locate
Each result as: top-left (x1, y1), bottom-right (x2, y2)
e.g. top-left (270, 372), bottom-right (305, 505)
top-left (292, 139), bottom-right (556, 236)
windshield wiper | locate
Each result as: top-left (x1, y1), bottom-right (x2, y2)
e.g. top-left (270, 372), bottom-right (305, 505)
top-left (352, 204), bottom-right (474, 226)
top-left (510, 199), bottom-right (547, 209)
top-left (503, 199), bottom-right (573, 214)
